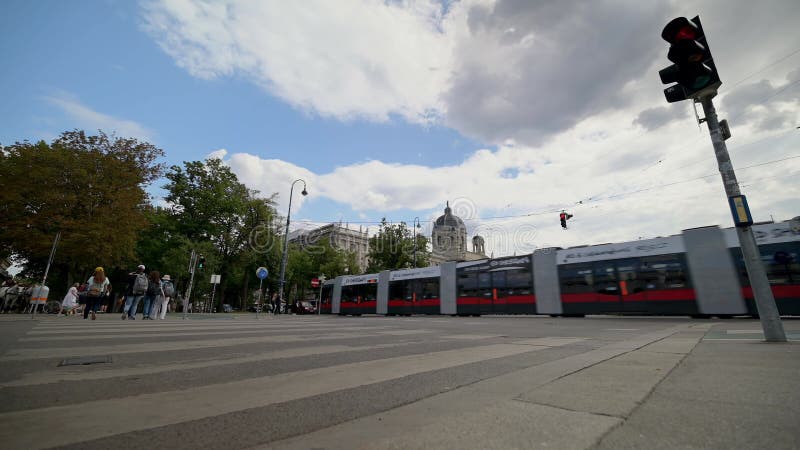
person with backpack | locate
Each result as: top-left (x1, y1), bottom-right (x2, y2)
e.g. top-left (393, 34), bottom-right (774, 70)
top-left (154, 274), bottom-right (175, 320)
top-left (141, 270), bottom-right (163, 320)
top-left (123, 265), bottom-right (148, 320)
top-left (84, 267), bottom-right (110, 320)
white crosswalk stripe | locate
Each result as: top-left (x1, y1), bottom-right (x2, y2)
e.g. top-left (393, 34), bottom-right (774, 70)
top-left (0, 315), bottom-right (589, 450)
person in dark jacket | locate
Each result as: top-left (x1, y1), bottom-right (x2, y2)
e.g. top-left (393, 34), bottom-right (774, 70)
top-left (122, 265), bottom-right (146, 320)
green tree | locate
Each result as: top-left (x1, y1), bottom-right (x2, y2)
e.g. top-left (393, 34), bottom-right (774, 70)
top-left (366, 219), bottom-right (429, 272)
top-left (283, 237), bottom-right (360, 302)
top-left (162, 158), bottom-right (279, 309)
top-left (0, 130), bottom-right (164, 287)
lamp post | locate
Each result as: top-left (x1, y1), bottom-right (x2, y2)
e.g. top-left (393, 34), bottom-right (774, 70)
top-left (412, 217), bottom-right (420, 268)
top-left (277, 179), bottom-right (307, 315)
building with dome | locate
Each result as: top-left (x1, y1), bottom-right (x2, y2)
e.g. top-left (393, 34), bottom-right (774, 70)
top-left (430, 201), bottom-right (487, 265)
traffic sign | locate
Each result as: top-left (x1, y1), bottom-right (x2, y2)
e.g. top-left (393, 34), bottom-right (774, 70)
top-left (210, 274), bottom-right (221, 284)
top-left (310, 278), bottom-right (320, 288)
top-left (256, 267), bottom-right (269, 280)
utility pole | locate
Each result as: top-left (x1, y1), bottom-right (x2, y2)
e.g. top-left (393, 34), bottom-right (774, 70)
top-left (699, 97), bottom-right (786, 341)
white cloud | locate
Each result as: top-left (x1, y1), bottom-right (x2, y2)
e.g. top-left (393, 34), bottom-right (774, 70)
top-left (44, 92), bottom-right (153, 140)
top-left (141, 0), bottom-right (453, 124)
top-left (206, 148), bottom-right (228, 160)
top-left (141, 0), bottom-right (800, 256)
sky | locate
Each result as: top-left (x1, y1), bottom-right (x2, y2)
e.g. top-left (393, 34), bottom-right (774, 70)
top-left (2, 0), bottom-right (799, 259)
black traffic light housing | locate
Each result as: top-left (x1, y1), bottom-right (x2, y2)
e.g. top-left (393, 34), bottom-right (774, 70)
top-left (198, 255), bottom-right (206, 270)
top-left (659, 16), bottom-right (721, 103)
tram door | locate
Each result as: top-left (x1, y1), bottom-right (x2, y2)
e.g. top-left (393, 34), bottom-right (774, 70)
top-left (614, 259), bottom-right (647, 313)
top-left (593, 259), bottom-right (646, 313)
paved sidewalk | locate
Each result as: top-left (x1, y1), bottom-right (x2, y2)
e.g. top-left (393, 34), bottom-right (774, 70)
top-left (597, 324), bottom-right (800, 449)
top-left (269, 321), bottom-right (800, 449)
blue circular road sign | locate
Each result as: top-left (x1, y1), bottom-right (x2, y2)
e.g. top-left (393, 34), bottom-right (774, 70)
top-left (256, 267), bottom-right (269, 280)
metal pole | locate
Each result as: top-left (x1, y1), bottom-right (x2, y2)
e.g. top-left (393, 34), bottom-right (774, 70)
top-left (413, 217), bottom-right (419, 268)
top-left (278, 179), bottom-right (306, 315)
top-left (210, 281), bottom-right (217, 313)
top-left (184, 250), bottom-right (196, 320)
top-left (699, 96), bottom-right (786, 342)
top-left (33, 231), bottom-right (60, 317)
top-left (257, 278), bottom-right (263, 318)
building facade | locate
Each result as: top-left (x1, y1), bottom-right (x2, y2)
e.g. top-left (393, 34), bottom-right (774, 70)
top-left (290, 223), bottom-right (370, 272)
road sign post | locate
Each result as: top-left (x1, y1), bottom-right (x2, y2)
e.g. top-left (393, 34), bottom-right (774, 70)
top-left (210, 274), bottom-right (221, 313)
top-left (256, 267), bottom-right (268, 318)
top-left (317, 274), bottom-right (326, 315)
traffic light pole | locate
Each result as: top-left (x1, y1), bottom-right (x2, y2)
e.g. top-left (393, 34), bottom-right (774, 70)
top-left (699, 96), bottom-right (786, 342)
top-left (184, 250), bottom-right (197, 320)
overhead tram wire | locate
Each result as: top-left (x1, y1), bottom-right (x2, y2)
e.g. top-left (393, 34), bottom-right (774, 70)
top-left (289, 152), bottom-right (800, 231)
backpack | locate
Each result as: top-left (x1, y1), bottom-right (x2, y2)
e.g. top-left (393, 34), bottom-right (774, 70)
top-left (147, 280), bottom-right (159, 296)
top-left (132, 273), bottom-right (148, 295)
top-left (163, 281), bottom-right (175, 297)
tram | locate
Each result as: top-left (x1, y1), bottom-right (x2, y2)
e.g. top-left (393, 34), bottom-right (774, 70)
top-left (319, 220), bottom-right (799, 317)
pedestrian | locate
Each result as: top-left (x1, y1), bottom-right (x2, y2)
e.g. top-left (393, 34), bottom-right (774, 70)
top-left (142, 270), bottom-right (163, 320)
top-left (83, 267), bottom-right (110, 320)
top-left (59, 283), bottom-right (80, 316)
top-left (123, 265), bottom-right (148, 320)
top-left (154, 274), bottom-right (175, 320)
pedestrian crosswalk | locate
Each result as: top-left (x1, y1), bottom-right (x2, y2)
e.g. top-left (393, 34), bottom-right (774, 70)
top-left (0, 314), bottom-right (600, 449)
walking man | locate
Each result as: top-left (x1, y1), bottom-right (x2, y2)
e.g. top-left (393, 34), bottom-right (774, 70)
top-left (123, 265), bottom-right (148, 320)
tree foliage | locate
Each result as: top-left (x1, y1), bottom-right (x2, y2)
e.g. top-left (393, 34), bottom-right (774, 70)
top-left (366, 219), bottom-right (429, 272)
top-left (0, 130), bottom-right (164, 285)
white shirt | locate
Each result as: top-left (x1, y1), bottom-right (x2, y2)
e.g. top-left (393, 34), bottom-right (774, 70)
top-left (62, 286), bottom-right (79, 307)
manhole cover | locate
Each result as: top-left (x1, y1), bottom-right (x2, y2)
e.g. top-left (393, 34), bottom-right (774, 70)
top-left (58, 355), bottom-right (113, 367)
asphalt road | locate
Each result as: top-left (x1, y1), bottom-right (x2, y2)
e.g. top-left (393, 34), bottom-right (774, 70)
top-left (0, 313), bottom-right (797, 449)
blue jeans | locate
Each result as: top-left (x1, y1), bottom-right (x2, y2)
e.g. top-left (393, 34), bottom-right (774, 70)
top-left (126, 295), bottom-right (143, 318)
top-left (142, 294), bottom-right (156, 318)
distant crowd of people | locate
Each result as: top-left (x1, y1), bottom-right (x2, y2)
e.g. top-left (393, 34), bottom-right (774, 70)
top-left (57, 264), bottom-right (176, 320)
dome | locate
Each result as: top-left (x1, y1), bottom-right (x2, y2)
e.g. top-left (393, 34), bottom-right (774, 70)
top-left (435, 202), bottom-right (465, 228)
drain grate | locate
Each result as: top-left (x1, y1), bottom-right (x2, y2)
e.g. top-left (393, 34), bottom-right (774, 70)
top-left (58, 355), bottom-right (113, 367)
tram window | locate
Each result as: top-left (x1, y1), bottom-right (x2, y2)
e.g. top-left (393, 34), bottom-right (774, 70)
top-left (458, 272), bottom-right (479, 297)
top-left (593, 262), bottom-right (618, 294)
top-left (341, 286), bottom-right (355, 303)
top-left (492, 272), bottom-right (507, 289)
top-left (422, 278), bottom-right (439, 299)
top-left (389, 282), bottom-right (405, 300)
top-left (638, 254), bottom-right (690, 289)
top-left (478, 272), bottom-right (491, 289)
top-left (763, 243), bottom-right (800, 285)
top-left (734, 243), bottom-right (800, 286)
top-left (559, 264), bottom-right (594, 294)
top-left (478, 272), bottom-right (492, 297)
top-left (505, 269), bottom-right (533, 289)
top-left (363, 284), bottom-right (377, 301)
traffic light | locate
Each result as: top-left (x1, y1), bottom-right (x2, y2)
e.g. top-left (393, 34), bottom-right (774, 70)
top-left (659, 16), bottom-right (721, 103)
top-left (198, 256), bottom-right (205, 270)
top-left (560, 211), bottom-right (573, 229)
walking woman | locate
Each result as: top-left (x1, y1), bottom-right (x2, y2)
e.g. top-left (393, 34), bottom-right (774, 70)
top-left (142, 270), bottom-right (163, 320)
top-left (84, 267), bottom-right (110, 320)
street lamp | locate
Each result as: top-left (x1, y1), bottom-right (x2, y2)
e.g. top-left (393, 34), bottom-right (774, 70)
top-left (412, 217), bottom-right (420, 268)
top-left (278, 179), bottom-right (307, 315)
